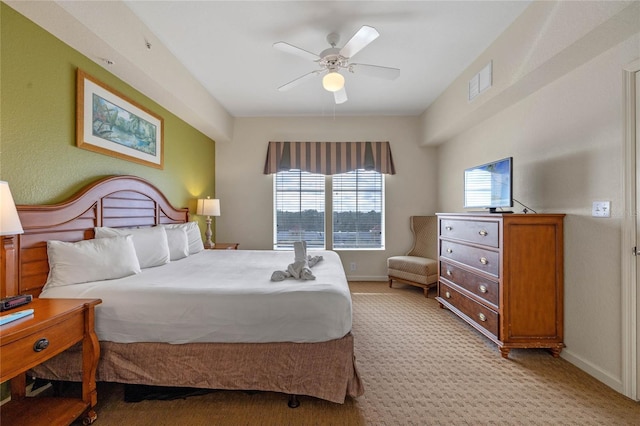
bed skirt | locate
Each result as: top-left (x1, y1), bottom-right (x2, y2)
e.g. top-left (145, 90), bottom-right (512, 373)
top-left (30, 333), bottom-right (364, 404)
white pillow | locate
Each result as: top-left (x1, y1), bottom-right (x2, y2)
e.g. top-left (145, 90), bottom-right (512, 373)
top-left (164, 227), bottom-right (189, 261)
top-left (162, 222), bottom-right (204, 254)
top-left (95, 226), bottom-right (170, 269)
top-left (44, 236), bottom-right (141, 289)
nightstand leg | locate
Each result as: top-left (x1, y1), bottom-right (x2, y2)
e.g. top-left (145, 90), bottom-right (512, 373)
top-left (10, 372), bottom-right (26, 399)
top-left (82, 304), bottom-right (101, 417)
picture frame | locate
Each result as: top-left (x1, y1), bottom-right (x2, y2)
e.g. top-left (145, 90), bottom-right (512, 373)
top-left (76, 69), bottom-right (164, 169)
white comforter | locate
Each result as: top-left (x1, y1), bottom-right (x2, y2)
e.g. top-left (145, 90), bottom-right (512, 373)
top-left (40, 249), bottom-right (352, 344)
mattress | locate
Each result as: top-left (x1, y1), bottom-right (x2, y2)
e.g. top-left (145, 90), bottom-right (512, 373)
top-left (39, 249), bottom-right (352, 344)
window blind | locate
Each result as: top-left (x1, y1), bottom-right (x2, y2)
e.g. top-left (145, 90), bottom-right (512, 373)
top-left (333, 170), bottom-right (384, 249)
top-left (273, 170), bottom-right (325, 249)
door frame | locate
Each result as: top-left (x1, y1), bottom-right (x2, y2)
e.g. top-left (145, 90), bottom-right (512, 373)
top-left (622, 58), bottom-right (639, 400)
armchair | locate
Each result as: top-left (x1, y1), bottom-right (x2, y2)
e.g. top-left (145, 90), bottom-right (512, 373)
top-left (387, 216), bottom-right (438, 297)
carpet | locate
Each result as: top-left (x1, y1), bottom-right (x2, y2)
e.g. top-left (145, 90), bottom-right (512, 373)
top-left (60, 281), bottom-right (638, 425)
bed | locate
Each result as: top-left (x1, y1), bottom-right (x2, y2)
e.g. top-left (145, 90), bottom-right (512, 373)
top-left (2, 175), bottom-right (363, 405)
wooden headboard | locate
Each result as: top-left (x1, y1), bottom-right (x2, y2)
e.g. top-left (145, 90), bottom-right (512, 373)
top-left (1, 175), bottom-right (189, 298)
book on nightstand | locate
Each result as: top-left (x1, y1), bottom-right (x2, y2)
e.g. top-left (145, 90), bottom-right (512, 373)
top-left (0, 308), bottom-right (34, 326)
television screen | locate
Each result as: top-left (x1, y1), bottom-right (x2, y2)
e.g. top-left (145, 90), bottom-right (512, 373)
top-left (464, 157), bottom-right (513, 211)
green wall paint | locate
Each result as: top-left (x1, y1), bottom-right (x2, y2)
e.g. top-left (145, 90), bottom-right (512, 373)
top-left (0, 3), bottom-right (216, 214)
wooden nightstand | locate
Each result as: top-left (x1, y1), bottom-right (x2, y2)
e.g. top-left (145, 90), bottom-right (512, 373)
top-left (0, 298), bottom-right (102, 426)
top-left (210, 243), bottom-right (239, 250)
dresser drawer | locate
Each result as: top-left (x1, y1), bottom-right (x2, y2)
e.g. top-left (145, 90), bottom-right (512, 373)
top-left (440, 261), bottom-right (499, 307)
top-left (439, 282), bottom-right (499, 339)
top-left (0, 313), bottom-right (84, 378)
top-left (440, 219), bottom-right (499, 247)
top-left (440, 240), bottom-right (499, 277)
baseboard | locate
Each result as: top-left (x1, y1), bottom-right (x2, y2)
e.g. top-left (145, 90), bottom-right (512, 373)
top-left (346, 275), bottom-right (387, 282)
top-left (561, 348), bottom-right (624, 395)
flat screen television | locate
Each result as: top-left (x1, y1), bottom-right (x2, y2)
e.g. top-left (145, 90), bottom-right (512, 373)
top-left (463, 157), bottom-right (513, 213)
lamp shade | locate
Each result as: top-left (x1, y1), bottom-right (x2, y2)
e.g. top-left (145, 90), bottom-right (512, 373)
top-left (322, 72), bottom-right (345, 92)
top-left (196, 197), bottom-right (220, 217)
top-left (0, 181), bottom-right (24, 236)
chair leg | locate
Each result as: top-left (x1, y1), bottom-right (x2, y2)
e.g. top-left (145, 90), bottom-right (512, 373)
top-left (423, 287), bottom-right (429, 298)
top-left (388, 278), bottom-right (393, 288)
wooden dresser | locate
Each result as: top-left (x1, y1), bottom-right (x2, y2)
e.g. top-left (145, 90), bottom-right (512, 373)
top-left (436, 213), bottom-right (564, 358)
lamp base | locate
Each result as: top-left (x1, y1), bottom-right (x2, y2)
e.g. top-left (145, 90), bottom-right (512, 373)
top-left (204, 217), bottom-right (215, 249)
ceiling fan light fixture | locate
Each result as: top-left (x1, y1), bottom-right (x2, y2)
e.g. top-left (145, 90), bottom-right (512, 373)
top-left (322, 72), bottom-right (345, 92)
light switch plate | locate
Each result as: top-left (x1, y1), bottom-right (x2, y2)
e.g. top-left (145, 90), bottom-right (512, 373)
top-left (592, 201), bottom-right (611, 217)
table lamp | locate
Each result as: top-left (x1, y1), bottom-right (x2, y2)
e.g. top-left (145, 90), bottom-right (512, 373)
top-left (196, 196), bottom-right (220, 249)
top-left (0, 181), bottom-right (24, 236)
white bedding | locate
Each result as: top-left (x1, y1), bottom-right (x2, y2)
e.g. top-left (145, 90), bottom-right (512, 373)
top-left (40, 249), bottom-right (352, 344)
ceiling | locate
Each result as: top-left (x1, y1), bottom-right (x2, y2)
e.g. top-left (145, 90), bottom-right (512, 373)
top-left (7, 1), bottom-right (532, 137)
top-left (123, 1), bottom-right (530, 117)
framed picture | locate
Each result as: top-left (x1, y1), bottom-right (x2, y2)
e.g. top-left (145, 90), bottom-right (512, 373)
top-left (76, 69), bottom-right (164, 169)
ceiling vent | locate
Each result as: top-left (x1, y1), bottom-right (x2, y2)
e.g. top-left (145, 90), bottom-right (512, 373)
top-left (469, 61), bottom-right (492, 101)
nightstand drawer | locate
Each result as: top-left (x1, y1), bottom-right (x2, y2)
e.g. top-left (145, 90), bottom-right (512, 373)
top-left (0, 313), bottom-right (84, 379)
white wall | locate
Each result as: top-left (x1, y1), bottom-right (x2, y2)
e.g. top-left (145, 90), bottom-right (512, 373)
top-left (420, 1), bottom-right (638, 147)
top-left (423, 0), bottom-right (640, 396)
top-left (215, 115), bottom-right (436, 280)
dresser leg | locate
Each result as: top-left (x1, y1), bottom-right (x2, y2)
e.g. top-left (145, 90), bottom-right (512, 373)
top-left (550, 345), bottom-right (563, 358)
top-left (499, 347), bottom-right (511, 359)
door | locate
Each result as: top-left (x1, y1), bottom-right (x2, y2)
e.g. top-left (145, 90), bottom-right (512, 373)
top-left (622, 60), bottom-right (639, 401)
top-left (635, 70), bottom-right (639, 400)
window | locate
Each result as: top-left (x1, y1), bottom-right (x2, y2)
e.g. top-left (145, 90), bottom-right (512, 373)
top-left (273, 169), bottom-right (385, 251)
top-left (333, 170), bottom-right (384, 249)
top-left (273, 170), bottom-right (325, 249)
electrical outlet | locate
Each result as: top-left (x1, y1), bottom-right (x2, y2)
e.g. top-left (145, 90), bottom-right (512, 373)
top-left (592, 201), bottom-right (611, 218)
top-left (350, 262), bottom-right (356, 271)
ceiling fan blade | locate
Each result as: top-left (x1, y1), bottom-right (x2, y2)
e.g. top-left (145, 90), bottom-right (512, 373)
top-left (273, 42), bottom-right (320, 62)
top-left (339, 25), bottom-right (379, 59)
top-left (350, 63), bottom-right (400, 80)
top-left (278, 70), bottom-right (321, 91)
top-left (334, 87), bottom-right (348, 104)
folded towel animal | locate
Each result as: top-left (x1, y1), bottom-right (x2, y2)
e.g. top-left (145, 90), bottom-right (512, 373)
top-left (308, 254), bottom-right (323, 267)
top-left (270, 270), bottom-right (291, 281)
top-left (270, 241), bottom-right (323, 281)
top-left (287, 241), bottom-right (315, 280)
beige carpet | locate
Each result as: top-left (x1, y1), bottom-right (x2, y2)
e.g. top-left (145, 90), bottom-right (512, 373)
top-left (68, 281), bottom-right (638, 425)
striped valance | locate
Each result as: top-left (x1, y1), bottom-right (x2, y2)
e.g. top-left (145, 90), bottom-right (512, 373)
top-left (263, 141), bottom-right (396, 175)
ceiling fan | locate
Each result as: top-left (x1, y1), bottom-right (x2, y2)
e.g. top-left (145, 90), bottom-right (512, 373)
top-left (273, 25), bottom-right (400, 105)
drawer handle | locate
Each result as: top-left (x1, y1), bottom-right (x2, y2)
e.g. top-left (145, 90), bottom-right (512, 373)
top-left (445, 226), bottom-right (452, 231)
top-left (446, 248), bottom-right (453, 254)
top-left (479, 285), bottom-right (488, 294)
top-left (479, 230), bottom-right (488, 236)
top-left (446, 269), bottom-right (452, 277)
top-left (445, 291), bottom-right (451, 299)
top-left (33, 338), bottom-right (49, 352)
top-left (478, 313), bottom-right (487, 322)
top-left (479, 257), bottom-right (488, 265)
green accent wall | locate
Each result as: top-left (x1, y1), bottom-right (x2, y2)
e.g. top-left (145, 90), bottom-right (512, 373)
top-left (0, 3), bottom-right (216, 212)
